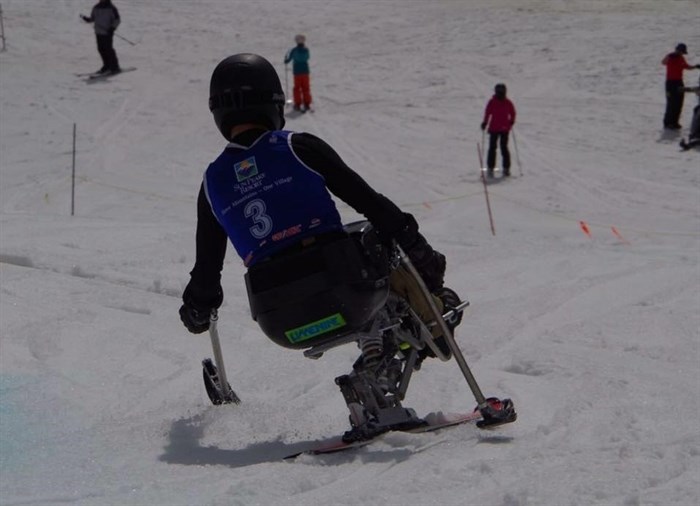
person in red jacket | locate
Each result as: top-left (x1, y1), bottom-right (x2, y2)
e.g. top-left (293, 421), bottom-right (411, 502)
top-left (662, 43), bottom-right (700, 130)
top-left (481, 83), bottom-right (516, 178)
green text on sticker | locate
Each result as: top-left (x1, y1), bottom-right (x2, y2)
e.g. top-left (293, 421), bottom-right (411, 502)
top-left (285, 313), bottom-right (347, 343)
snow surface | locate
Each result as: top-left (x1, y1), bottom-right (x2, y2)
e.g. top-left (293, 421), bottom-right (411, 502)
top-left (1, 1), bottom-right (699, 505)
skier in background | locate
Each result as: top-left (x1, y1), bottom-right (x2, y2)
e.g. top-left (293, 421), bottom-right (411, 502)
top-left (481, 83), bottom-right (516, 178)
top-left (680, 76), bottom-right (700, 150)
top-left (662, 43), bottom-right (700, 130)
top-left (179, 53), bottom-right (461, 361)
top-left (81, 0), bottom-right (121, 75)
top-left (284, 34), bottom-right (312, 112)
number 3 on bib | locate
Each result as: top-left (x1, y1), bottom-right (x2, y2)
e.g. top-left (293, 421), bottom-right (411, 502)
top-left (244, 199), bottom-right (273, 239)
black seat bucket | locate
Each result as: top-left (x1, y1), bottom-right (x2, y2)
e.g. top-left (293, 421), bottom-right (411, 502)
top-left (245, 227), bottom-right (390, 349)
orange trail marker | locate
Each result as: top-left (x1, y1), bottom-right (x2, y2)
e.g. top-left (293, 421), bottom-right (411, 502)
top-left (579, 221), bottom-right (592, 238)
top-left (611, 226), bottom-right (630, 244)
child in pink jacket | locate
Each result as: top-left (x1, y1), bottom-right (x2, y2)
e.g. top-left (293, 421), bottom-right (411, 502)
top-left (481, 83), bottom-right (517, 177)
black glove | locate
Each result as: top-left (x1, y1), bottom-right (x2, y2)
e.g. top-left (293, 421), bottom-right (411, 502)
top-left (179, 283), bottom-right (223, 334)
top-left (179, 303), bottom-right (211, 334)
top-left (395, 214), bottom-right (446, 292)
top-left (480, 122), bottom-right (487, 131)
top-left (696, 64), bottom-right (700, 69)
top-left (80, 14), bottom-right (90, 22)
top-left (407, 238), bottom-right (446, 292)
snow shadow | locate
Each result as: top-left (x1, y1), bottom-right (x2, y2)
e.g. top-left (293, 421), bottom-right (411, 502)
top-left (159, 413), bottom-right (446, 468)
top-left (159, 414), bottom-right (317, 467)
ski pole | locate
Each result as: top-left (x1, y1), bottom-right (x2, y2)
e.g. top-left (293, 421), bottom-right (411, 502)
top-left (284, 63), bottom-right (293, 104)
top-left (114, 32), bottom-right (136, 46)
top-left (477, 142), bottom-right (496, 236)
top-left (512, 128), bottom-right (523, 177)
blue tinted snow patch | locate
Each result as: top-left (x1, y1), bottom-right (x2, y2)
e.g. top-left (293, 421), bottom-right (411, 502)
top-left (0, 375), bottom-right (39, 472)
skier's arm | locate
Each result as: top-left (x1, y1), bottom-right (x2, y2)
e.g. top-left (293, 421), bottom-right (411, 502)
top-left (111, 5), bottom-right (121, 31)
top-left (291, 133), bottom-right (446, 290)
top-left (284, 48), bottom-right (294, 64)
top-left (80, 8), bottom-right (94, 23)
top-left (481, 100), bottom-right (492, 130)
top-left (510, 101), bottom-right (517, 126)
top-left (182, 183), bottom-right (227, 321)
top-left (291, 133), bottom-right (409, 238)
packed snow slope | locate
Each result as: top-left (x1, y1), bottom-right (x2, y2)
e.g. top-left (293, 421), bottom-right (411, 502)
top-left (1, 1), bottom-right (699, 505)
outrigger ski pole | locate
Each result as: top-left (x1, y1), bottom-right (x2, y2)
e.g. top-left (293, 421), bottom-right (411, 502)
top-left (202, 309), bottom-right (241, 405)
top-left (396, 245), bottom-right (516, 428)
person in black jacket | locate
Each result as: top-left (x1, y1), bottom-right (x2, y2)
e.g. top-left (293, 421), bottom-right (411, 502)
top-left (81, 0), bottom-right (121, 75)
top-left (179, 54), bottom-right (461, 359)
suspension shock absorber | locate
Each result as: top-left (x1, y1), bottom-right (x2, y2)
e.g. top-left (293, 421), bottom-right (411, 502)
top-left (359, 334), bottom-right (384, 370)
top-left (358, 333), bottom-right (391, 396)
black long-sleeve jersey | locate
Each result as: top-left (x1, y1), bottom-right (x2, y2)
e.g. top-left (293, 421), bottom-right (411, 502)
top-left (186, 128), bottom-right (411, 307)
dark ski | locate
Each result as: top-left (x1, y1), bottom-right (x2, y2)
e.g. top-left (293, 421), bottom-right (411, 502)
top-left (482, 168), bottom-right (512, 183)
top-left (85, 67), bottom-right (137, 83)
top-left (680, 138), bottom-right (699, 150)
top-left (284, 410), bottom-right (483, 459)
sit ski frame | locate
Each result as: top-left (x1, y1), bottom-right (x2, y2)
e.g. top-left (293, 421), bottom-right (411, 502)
top-left (199, 245), bottom-right (516, 434)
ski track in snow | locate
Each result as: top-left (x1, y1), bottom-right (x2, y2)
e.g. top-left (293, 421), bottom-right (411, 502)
top-left (1, 1), bottom-right (699, 505)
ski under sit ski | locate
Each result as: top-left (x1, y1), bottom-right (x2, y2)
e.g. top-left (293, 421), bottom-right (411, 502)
top-left (284, 410), bottom-right (485, 459)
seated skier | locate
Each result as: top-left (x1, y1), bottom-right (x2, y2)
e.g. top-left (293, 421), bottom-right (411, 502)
top-left (179, 53), bottom-right (461, 361)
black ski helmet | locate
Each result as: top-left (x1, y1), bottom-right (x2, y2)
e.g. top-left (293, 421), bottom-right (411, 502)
top-left (209, 53), bottom-right (286, 140)
top-left (494, 83), bottom-right (507, 97)
top-left (676, 43), bottom-right (688, 54)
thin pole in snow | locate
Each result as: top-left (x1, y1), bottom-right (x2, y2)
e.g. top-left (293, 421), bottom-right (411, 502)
top-left (512, 128), bottom-right (523, 177)
top-left (477, 142), bottom-right (496, 236)
top-left (71, 123), bottom-right (76, 216)
top-left (0, 3), bottom-right (7, 52)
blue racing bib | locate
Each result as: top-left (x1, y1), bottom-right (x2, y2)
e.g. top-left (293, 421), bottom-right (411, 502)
top-left (203, 131), bottom-right (343, 266)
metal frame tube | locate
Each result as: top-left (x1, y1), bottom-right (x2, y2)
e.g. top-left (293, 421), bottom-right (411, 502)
top-left (397, 245), bottom-right (489, 408)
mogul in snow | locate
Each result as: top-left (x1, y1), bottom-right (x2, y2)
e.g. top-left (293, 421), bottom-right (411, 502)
top-left (481, 83), bottom-right (517, 178)
top-left (180, 53), bottom-right (515, 443)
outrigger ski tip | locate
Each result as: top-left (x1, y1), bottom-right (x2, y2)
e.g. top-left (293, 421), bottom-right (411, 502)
top-left (202, 358), bottom-right (240, 405)
top-left (475, 397), bottom-right (517, 428)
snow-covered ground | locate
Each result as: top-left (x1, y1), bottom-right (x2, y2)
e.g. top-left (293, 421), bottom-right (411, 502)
top-left (1, 1), bottom-right (699, 505)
